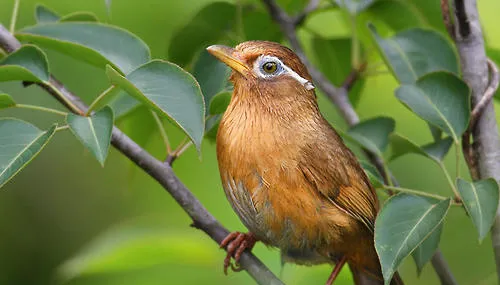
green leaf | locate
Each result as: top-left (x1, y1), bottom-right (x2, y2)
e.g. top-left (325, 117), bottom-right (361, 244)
top-left (375, 194), bottom-right (451, 284)
top-left (422, 138), bottom-right (454, 162)
top-left (60, 12), bottom-right (99, 22)
top-left (389, 133), bottom-right (425, 161)
top-left (0, 119), bottom-right (56, 188)
top-left (108, 92), bottom-right (141, 119)
top-left (334, 0), bottom-right (375, 15)
top-left (405, 0), bottom-right (445, 30)
top-left (67, 107), bottom-right (114, 166)
top-left (209, 92), bottom-right (231, 115)
top-left (395, 72), bottom-right (470, 142)
top-left (57, 224), bottom-right (217, 282)
top-left (18, 23), bottom-right (150, 74)
top-left (106, 61), bottom-right (205, 151)
top-left (168, 2), bottom-right (236, 66)
top-left (360, 161), bottom-right (384, 188)
top-left (0, 93), bottom-right (15, 109)
top-left (412, 223), bottom-right (443, 275)
top-left (35, 5), bottom-right (60, 23)
top-left (243, 9), bottom-right (282, 42)
top-left (366, 0), bottom-right (427, 32)
top-left (0, 45), bottom-right (49, 82)
top-left (457, 178), bottom-right (500, 242)
top-left (369, 25), bottom-right (459, 84)
top-left (192, 49), bottom-right (230, 112)
top-left (205, 114), bottom-right (221, 141)
top-left (347, 117), bottom-right (395, 156)
top-left (311, 37), bottom-right (365, 106)
top-left (428, 123), bottom-right (442, 142)
top-left (390, 134), bottom-right (453, 163)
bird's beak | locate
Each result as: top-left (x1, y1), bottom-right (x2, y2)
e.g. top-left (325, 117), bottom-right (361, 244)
top-left (206, 45), bottom-right (249, 76)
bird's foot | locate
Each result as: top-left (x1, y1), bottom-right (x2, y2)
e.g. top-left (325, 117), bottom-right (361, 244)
top-left (325, 256), bottom-right (347, 285)
top-left (220, 232), bottom-right (257, 275)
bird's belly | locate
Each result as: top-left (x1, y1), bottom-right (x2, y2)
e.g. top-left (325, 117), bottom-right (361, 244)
top-left (222, 172), bottom-right (350, 264)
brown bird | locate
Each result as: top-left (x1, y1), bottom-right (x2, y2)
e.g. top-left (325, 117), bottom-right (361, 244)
top-left (207, 41), bottom-right (402, 285)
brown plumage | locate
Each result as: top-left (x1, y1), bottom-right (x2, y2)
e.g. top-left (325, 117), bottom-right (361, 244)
top-left (207, 41), bottom-right (402, 285)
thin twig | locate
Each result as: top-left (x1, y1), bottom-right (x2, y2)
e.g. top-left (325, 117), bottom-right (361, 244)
top-left (342, 62), bottom-right (367, 91)
top-left (461, 59), bottom-right (499, 180)
top-left (0, 23), bottom-right (284, 285)
top-left (441, 0), bottom-right (455, 39)
top-left (470, 59), bottom-right (499, 126)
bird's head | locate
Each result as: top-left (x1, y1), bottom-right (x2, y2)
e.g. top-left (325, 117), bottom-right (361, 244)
top-left (206, 41), bottom-right (316, 103)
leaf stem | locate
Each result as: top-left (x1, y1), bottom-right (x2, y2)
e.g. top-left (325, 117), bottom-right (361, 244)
top-left (9, 0), bottom-right (20, 33)
top-left (439, 161), bottom-right (460, 200)
top-left (380, 185), bottom-right (449, 200)
top-left (455, 142), bottom-right (461, 178)
top-left (165, 137), bottom-right (191, 166)
top-left (175, 140), bottom-right (193, 157)
top-left (86, 86), bottom-right (114, 116)
top-left (151, 111), bottom-right (171, 154)
top-left (381, 158), bottom-right (393, 187)
top-left (15, 104), bottom-right (68, 116)
top-left (350, 15), bottom-right (360, 68)
top-left (171, 137), bottom-right (188, 157)
top-left (44, 81), bottom-right (84, 115)
top-left (55, 125), bottom-right (69, 132)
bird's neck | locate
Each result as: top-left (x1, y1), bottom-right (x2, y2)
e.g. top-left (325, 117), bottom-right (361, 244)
top-left (217, 82), bottom-right (327, 160)
top-left (226, 80), bottom-right (321, 124)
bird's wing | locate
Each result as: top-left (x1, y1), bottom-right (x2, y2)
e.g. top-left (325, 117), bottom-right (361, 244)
top-left (299, 130), bottom-right (379, 232)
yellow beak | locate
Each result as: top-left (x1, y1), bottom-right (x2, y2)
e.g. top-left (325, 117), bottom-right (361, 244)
top-left (206, 45), bottom-right (249, 76)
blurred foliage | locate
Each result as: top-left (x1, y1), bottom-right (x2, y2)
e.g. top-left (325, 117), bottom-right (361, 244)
top-left (1, 0), bottom-right (500, 285)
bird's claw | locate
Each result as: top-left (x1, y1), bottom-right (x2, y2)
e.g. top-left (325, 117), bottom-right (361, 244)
top-left (220, 232), bottom-right (257, 275)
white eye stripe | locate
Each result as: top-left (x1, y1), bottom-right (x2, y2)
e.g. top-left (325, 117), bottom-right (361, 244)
top-left (281, 64), bottom-right (309, 87)
top-left (253, 55), bottom-right (315, 90)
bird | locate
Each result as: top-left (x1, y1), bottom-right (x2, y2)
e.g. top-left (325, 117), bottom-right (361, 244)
top-left (207, 41), bottom-right (403, 285)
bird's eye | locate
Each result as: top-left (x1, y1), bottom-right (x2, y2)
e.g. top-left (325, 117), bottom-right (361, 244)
top-left (262, 61), bottom-right (278, 74)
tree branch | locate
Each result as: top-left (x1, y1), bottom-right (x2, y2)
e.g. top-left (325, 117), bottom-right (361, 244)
top-left (262, 1), bottom-right (458, 284)
top-left (448, 1), bottom-right (500, 281)
top-left (0, 24), bottom-right (284, 285)
top-left (431, 251), bottom-right (460, 285)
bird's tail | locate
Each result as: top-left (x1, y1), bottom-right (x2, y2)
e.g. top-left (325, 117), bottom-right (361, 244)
top-left (349, 264), bottom-right (404, 285)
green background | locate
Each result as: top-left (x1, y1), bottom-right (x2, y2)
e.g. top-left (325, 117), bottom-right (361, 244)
top-left (1, 0), bottom-right (500, 284)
